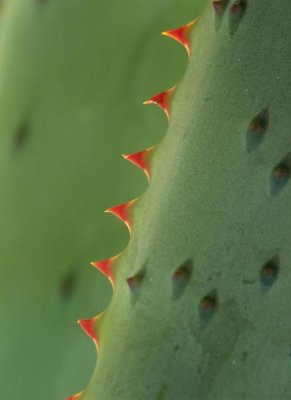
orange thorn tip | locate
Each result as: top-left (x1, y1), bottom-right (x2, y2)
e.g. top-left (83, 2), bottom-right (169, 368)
top-left (162, 19), bottom-right (198, 57)
top-left (105, 198), bottom-right (138, 233)
top-left (143, 86), bottom-right (176, 120)
top-left (91, 258), bottom-right (114, 286)
top-left (78, 318), bottom-right (99, 348)
top-left (122, 145), bottom-right (156, 181)
top-left (91, 253), bottom-right (122, 287)
top-left (65, 390), bottom-right (84, 400)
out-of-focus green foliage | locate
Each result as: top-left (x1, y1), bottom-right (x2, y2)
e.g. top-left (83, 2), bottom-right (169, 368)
top-left (0, 0), bottom-right (205, 399)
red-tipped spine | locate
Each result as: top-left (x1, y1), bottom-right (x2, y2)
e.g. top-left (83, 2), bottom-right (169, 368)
top-left (65, 390), bottom-right (84, 400)
top-left (122, 145), bottom-right (156, 181)
top-left (105, 198), bottom-right (138, 233)
top-left (162, 18), bottom-right (198, 58)
top-left (91, 257), bottom-right (115, 286)
top-left (143, 86), bottom-right (176, 120)
top-left (78, 316), bottom-right (100, 350)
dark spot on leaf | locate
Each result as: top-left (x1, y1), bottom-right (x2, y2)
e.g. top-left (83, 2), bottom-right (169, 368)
top-left (229, 0), bottom-right (248, 36)
top-left (213, 0), bottom-right (230, 31)
top-left (246, 107), bottom-right (269, 152)
top-left (242, 351), bottom-right (248, 363)
top-left (199, 289), bottom-right (218, 321)
top-left (13, 120), bottom-right (30, 150)
top-left (172, 344), bottom-right (180, 352)
top-left (156, 384), bottom-right (167, 400)
top-left (59, 269), bottom-right (78, 302)
top-left (270, 155), bottom-right (290, 195)
top-left (172, 258), bottom-right (193, 300)
top-left (259, 255), bottom-right (279, 290)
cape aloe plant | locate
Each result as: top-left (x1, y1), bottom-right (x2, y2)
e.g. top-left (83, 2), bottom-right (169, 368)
top-left (67, 0), bottom-right (291, 399)
top-left (0, 0), bottom-right (204, 399)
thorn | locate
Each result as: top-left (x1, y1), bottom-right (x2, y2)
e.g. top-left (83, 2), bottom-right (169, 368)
top-left (162, 19), bottom-right (198, 58)
top-left (65, 391), bottom-right (84, 400)
top-left (78, 315), bottom-right (102, 350)
top-left (105, 198), bottom-right (138, 233)
top-left (78, 318), bottom-right (98, 344)
top-left (122, 145), bottom-right (156, 181)
top-left (143, 86), bottom-right (176, 120)
top-left (91, 258), bottom-right (115, 287)
top-left (91, 253), bottom-right (122, 287)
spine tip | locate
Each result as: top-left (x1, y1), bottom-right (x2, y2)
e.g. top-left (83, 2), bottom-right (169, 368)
top-left (143, 86), bottom-right (176, 120)
top-left (122, 145), bottom-right (156, 181)
top-left (65, 392), bottom-right (84, 400)
top-left (162, 19), bottom-right (198, 57)
top-left (78, 317), bottom-right (99, 349)
top-left (91, 258), bottom-right (114, 286)
top-left (105, 198), bottom-right (138, 233)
